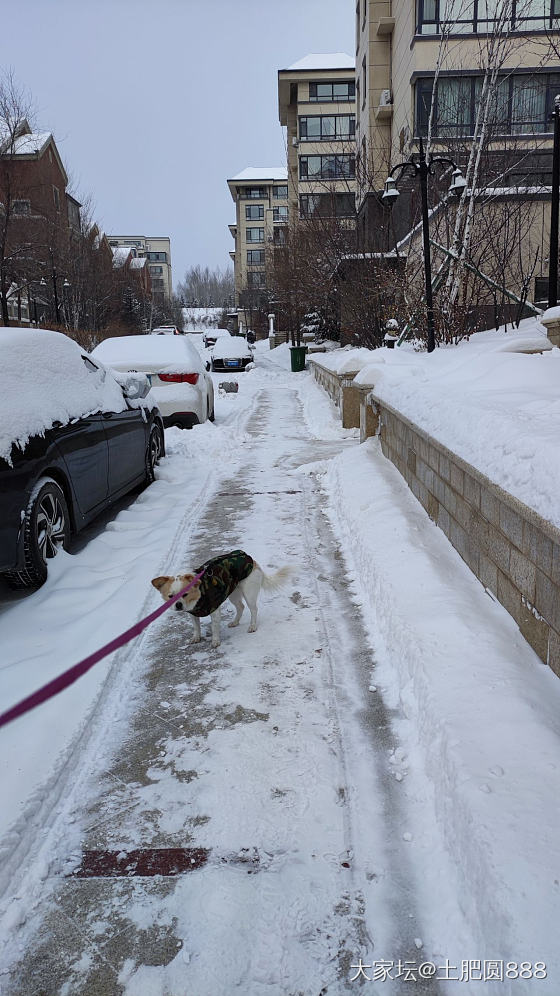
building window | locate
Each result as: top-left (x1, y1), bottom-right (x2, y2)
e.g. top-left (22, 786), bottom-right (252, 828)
top-left (309, 81), bottom-right (355, 102)
top-left (239, 186), bottom-right (267, 199)
top-left (300, 192), bottom-right (355, 218)
top-left (417, 0), bottom-right (560, 34)
top-left (247, 249), bottom-right (265, 264)
top-left (299, 115), bottom-right (355, 141)
top-left (67, 199), bottom-right (80, 229)
top-left (246, 227), bottom-right (265, 242)
top-left (362, 57), bottom-right (367, 109)
top-left (146, 251), bottom-right (168, 262)
top-left (416, 72), bottom-right (560, 136)
top-left (273, 185), bottom-right (288, 198)
top-left (247, 271), bottom-right (266, 289)
top-left (245, 204), bottom-right (264, 220)
top-left (149, 265), bottom-right (163, 274)
top-left (299, 154), bottom-right (356, 180)
top-left (52, 185), bottom-right (60, 212)
top-left (273, 205), bottom-right (289, 221)
top-left (274, 227), bottom-right (287, 245)
top-left (12, 199), bottom-right (31, 215)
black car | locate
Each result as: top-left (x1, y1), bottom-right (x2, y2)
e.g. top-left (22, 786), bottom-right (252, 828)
top-left (210, 336), bottom-right (254, 373)
top-left (0, 328), bottom-right (165, 590)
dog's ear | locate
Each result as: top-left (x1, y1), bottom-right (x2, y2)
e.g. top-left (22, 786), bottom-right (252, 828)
top-left (178, 572), bottom-right (199, 587)
top-left (151, 575), bottom-right (172, 591)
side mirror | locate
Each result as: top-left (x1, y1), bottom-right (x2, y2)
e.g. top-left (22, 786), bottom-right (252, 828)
top-left (122, 373), bottom-right (152, 400)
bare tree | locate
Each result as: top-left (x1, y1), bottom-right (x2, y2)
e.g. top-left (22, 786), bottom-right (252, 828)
top-left (177, 264), bottom-right (234, 308)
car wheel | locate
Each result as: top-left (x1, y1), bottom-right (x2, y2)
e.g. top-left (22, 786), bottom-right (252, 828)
top-left (145, 425), bottom-right (163, 484)
top-left (4, 477), bottom-right (71, 590)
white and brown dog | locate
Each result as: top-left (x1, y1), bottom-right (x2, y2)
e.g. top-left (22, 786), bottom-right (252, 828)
top-left (152, 549), bottom-right (293, 648)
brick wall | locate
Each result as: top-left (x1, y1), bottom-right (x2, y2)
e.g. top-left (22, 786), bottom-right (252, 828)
top-left (372, 397), bottom-right (560, 677)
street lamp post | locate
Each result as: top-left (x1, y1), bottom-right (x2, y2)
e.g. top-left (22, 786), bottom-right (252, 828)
top-left (39, 273), bottom-right (70, 325)
top-left (548, 94), bottom-right (560, 309)
top-left (382, 136), bottom-right (466, 353)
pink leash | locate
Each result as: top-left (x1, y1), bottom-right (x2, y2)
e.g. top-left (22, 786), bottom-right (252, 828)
top-left (0, 570), bottom-right (205, 731)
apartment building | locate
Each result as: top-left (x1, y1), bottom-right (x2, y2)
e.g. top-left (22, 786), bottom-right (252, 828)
top-left (356, 0), bottom-right (560, 262)
top-left (107, 235), bottom-right (172, 305)
top-left (277, 54), bottom-right (357, 226)
top-left (227, 167), bottom-right (289, 320)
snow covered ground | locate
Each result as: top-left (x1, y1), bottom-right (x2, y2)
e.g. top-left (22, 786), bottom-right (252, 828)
top-left (0, 333), bottom-right (559, 993)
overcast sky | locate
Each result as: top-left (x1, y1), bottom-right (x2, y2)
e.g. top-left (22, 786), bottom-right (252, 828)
top-left (7, 0), bottom-right (354, 290)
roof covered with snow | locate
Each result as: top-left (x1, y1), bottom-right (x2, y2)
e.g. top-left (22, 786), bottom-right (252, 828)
top-left (111, 246), bottom-right (132, 268)
top-left (130, 256), bottom-right (147, 269)
top-left (11, 131), bottom-right (52, 156)
top-left (284, 53), bottom-right (354, 71)
top-left (229, 167), bottom-right (288, 183)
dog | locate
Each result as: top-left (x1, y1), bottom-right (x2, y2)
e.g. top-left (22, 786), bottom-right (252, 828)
top-left (151, 549), bottom-right (294, 648)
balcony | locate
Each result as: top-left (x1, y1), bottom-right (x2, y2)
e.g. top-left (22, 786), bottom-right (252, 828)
top-left (376, 16), bottom-right (395, 35)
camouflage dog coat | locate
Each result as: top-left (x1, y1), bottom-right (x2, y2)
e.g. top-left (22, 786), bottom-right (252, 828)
top-left (189, 550), bottom-right (254, 617)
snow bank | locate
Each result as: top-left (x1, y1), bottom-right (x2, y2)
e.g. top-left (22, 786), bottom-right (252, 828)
top-left (309, 345), bottom-right (376, 375)
top-left (367, 320), bottom-right (560, 526)
top-left (0, 328), bottom-right (127, 464)
top-left (318, 435), bottom-right (560, 981)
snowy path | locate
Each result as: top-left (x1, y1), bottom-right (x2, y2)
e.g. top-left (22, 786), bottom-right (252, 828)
top-left (2, 380), bottom-right (447, 995)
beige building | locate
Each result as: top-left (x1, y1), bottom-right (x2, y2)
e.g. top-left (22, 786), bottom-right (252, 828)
top-left (107, 234), bottom-right (172, 306)
top-left (356, 0), bottom-right (560, 260)
top-left (227, 167), bottom-right (288, 322)
top-left (277, 53), bottom-right (357, 226)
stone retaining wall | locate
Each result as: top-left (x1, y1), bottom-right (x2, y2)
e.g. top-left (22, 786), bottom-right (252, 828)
top-left (371, 397), bottom-right (560, 677)
top-left (309, 358), bottom-right (362, 428)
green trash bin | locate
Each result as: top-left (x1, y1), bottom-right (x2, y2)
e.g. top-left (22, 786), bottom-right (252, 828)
top-left (290, 346), bottom-right (308, 371)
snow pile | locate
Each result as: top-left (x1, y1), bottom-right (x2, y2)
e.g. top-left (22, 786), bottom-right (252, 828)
top-left (362, 319), bottom-right (560, 526)
top-left (0, 328), bottom-right (127, 463)
top-left (309, 345), bottom-right (375, 375)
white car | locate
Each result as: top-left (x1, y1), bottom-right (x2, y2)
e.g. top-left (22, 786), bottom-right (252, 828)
top-left (203, 328), bottom-right (231, 349)
top-left (93, 335), bottom-right (215, 429)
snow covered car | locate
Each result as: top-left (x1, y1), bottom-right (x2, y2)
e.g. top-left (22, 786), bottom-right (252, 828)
top-left (211, 335), bottom-right (254, 372)
top-left (203, 328), bottom-right (230, 349)
top-left (151, 325), bottom-right (183, 335)
top-left (0, 328), bottom-right (164, 590)
top-left (93, 335), bottom-right (215, 429)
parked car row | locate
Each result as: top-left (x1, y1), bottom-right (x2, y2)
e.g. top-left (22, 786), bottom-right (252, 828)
top-left (0, 325), bottom-right (256, 591)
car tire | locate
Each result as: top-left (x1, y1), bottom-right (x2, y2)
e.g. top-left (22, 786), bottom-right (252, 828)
top-left (145, 425), bottom-right (163, 484)
top-left (4, 477), bottom-right (71, 590)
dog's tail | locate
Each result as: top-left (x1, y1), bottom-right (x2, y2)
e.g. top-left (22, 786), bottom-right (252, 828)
top-left (260, 565), bottom-right (297, 591)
